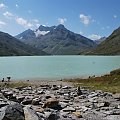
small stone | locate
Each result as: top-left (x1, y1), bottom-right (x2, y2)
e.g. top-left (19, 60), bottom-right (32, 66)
top-left (3, 91), bottom-right (13, 98)
top-left (62, 86), bottom-right (69, 89)
top-left (16, 96), bottom-right (25, 103)
top-left (43, 98), bottom-right (59, 109)
top-left (45, 95), bottom-right (51, 99)
top-left (37, 90), bottom-right (44, 94)
top-left (47, 111), bottom-right (60, 120)
top-left (0, 101), bottom-right (9, 108)
top-left (81, 106), bottom-right (90, 112)
top-left (105, 115), bottom-right (120, 120)
top-left (32, 98), bottom-right (40, 105)
top-left (88, 93), bottom-right (98, 98)
top-left (118, 105), bottom-right (120, 109)
top-left (97, 103), bottom-right (105, 108)
top-left (36, 108), bottom-right (44, 113)
top-left (113, 93), bottom-right (120, 100)
top-left (64, 93), bottom-right (69, 97)
top-left (44, 112), bottom-right (51, 118)
top-left (73, 111), bottom-right (82, 118)
top-left (62, 106), bottom-right (76, 112)
top-left (103, 110), bottom-right (114, 115)
top-left (22, 99), bottom-right (32, 105)
top-left (77, 86), bottom-right (82, 95)
top-left (0, 93), bottom-right (6, 99)
top-left (59, 102), bottom-right (68, 109)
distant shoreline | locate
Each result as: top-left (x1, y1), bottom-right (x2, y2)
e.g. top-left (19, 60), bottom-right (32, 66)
top-left (3, 74), bottom-right (102, 82)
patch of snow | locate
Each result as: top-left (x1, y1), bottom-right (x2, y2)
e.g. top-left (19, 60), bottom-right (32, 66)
top-left (42, 25), bottom-right (46, 27)
top-left (20, 37), bottom-right (23, 39)
top-left (34, 30), bottom-right (50, 37)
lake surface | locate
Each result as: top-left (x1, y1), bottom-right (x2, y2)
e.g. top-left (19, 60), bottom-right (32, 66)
top-left (0, 56), bottom-right (120, 80)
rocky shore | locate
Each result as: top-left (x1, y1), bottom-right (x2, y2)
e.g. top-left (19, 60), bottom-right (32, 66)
top-left (0, 81), bottom-right (120, 120)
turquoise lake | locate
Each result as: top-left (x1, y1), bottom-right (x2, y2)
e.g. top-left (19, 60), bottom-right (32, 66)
top-left (0, 56), bottom-right (120, 80)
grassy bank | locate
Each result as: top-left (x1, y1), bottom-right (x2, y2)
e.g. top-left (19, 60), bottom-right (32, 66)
top-left (0, 81), bottom-right (31, 88)
top-left (65, 69), bottom-right (120, 93)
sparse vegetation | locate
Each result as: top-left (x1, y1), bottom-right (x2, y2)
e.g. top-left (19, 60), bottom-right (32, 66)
top-left (0, 81), bottom-right (31, 88)
top-left (65, 69), bottom-right (120, 93)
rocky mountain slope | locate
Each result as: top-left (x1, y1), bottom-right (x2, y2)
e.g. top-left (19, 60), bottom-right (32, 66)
top-left (88, 27), bottom-right (120, 55)
top-left (95, 37), bottom-right (106, 45)
top-left (0, 31), bottom-right (47, 56)
top-left (16, 24), bottom-right (97, 55)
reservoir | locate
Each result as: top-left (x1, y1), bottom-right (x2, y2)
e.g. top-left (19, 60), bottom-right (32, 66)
top-left (0, 56), bottom-right (120, 80)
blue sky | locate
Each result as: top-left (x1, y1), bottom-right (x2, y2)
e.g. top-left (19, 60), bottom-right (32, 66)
top-left (0, 0), bottom-right (120, 40)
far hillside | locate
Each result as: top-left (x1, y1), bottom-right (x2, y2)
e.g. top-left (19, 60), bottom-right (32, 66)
top-left (88, 27), bottom-right (120, 55)
top-left (0, 31), bottom-right (47, 56)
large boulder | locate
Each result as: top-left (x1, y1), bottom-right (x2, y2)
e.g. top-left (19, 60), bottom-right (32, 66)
top-left (0, 102), bottom-right (25, 120)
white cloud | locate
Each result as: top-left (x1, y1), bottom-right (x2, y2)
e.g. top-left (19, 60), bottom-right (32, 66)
top-left (33, 19), bottom-right (39, 23)
top-left (113, 15), bottom-right (117, 19)
top-left (3, 11), bottom-right (14, 18)
top-left (27, 23), bottom-right (33, 28)
top-left (79, 14), bottom-right (90, 25)
top-left (88, 34), bottom-right (102, 40)
top-left (58, 18), bottom-right (67, 24)
top-left (16, 17), bottom-right (27, 26)
top-left (0, 3), bottom-right (6, 9)
top-left (16, 17), bottom-right (33, 28)
top-left (0, 20), bottom-right (6, 27)
top-left (36, 23), bottom-right (40, 27)
top-left (33, 19), bottom-right (40, 28)
top-left (16, 4), bottom-right (19, 8)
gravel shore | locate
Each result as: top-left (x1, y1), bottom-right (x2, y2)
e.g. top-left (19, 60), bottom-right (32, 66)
top-left (0, 80), bottom-right (120, 120)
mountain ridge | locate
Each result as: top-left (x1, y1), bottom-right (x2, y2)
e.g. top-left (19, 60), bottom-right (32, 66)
top-left (0, 31), bottom-right (47, 56)
top-left (16, 24), bottom-right (97, 55)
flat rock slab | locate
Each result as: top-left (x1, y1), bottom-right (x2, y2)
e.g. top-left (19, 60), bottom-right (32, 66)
top-left (24, 106), bottom-right (42, 120)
